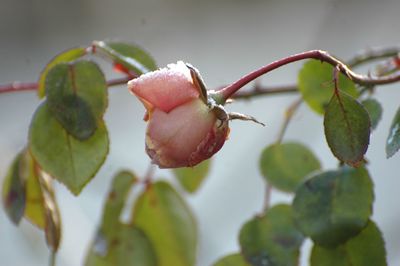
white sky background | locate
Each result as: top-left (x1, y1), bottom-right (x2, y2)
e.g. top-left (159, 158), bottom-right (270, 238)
top-left (0, 0), bottom-right (400, 265)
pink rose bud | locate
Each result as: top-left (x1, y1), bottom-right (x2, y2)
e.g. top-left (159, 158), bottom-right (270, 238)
top-left (128, 61), bottom-right (229, 168)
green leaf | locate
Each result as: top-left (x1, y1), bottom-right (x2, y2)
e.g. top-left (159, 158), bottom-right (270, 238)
top-left (93, 41), bottom-right (157, 75)
top-left (23, 151), bottom-right (61, 251)
top-left (310, 221), bottom-right (387, 266)
top-left (38, 47), bottom-right (86, 98)
top-left (298, 60), bottom-right (359, 114)
top-left (86, 225), bottom-right (157, 266)
top-left (2, 152), bottom-right (26, 225)
top-left (259, 142), bottom-right (321, 192)
top-left (29, 102), bottom-right (109, 195)
top-left (292, 166), bottom-right (373, 247)
top-left (101, 171), bottom-right (137, 237)
top-left (361, 98), bottom-right (383, 130)
top-left (213, 253), bottom-right (251, 266)
top-left (85, 171), bottom-right (157, 266)
top-left (239, 204), bottom-right (304, 266)
top-left (173, 159), bottom-right (211, 193)
top-left (386, 106), bottom-right (400, 158)
top-left (46, 60), bottom-right (108, 140)
top-left (132, 181), bottom-right (197, 266)
top-left (324, 91), bottom-right (370, 166)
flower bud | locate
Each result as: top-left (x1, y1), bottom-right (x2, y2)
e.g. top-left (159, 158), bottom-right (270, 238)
top-left (128, 61), bottom-right (229, 168)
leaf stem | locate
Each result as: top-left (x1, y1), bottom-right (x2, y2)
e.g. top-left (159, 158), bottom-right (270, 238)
top-left (143, 163), bottom-right (156, 188)
top-left (219, 50), bottom-right (400, 101)
top-left (262, 97), bottom-right (302, 213)
top-left (263, 183), bottom-right (272, 212)
top-left (49, 251), bottom-right (56, 266)
top-left (276, 97), bottom-right (303, 144)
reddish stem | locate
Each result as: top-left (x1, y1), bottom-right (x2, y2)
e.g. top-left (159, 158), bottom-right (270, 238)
top-left (105, 76), bottom-right (132, 87)
top-left (0, 82), bottom-right (38, 94)
top-left (219, 50), bottom-right (400, 101)
top-left (0, 77), bottom-right (132, 94)
top-left (0, 77), bottom-right (296, 98)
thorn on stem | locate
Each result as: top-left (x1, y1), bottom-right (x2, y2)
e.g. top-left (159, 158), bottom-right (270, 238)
top-left (228, 112), bottom-right (265, 126)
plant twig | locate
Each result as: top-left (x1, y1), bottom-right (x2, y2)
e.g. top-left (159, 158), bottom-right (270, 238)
top-left (1, 47), bottom-right (400, 99)
top-left (232, 84), bottom-right (298, 99)
top-left (219, 50), bottom-right (400, 101)
top-left (226, 46), bottom-right (400, 100)
top-left (0, 77), bottom-right (297, 99)
top-left (0, 82), bottom-right (38, 94)
top-left (347, 46), bottom-right (400, 68)
top-left (0, 77), bottom-right (132, 94)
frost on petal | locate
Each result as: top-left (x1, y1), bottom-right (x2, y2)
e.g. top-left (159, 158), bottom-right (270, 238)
top-left (145, 99), bottom-right (217, 168)
top-left (128, 61), bottom-right (199, 113)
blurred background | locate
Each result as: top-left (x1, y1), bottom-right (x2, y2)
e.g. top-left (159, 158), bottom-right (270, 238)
top-left (1, 0), bottom-right (400, 265)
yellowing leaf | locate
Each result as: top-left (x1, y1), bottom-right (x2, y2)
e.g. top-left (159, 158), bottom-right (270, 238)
top-left (2, 153), bottom-right (26, 225)
top-left (173, 159), bottom-right (211, 193)
top-left (2, 149), bottom-right (62, 252)
top-left (22, 150), bottom-right (46, 228)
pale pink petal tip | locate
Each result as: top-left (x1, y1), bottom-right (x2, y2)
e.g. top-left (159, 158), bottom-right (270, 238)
top-left (128, 61), bottom-right (199, 113)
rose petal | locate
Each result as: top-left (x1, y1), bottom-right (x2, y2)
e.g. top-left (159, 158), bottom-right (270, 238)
top-left (188, 119), bottom-right (229, 166)
top-left (146, 99), bottom-right (216, 168)
top-left (128, 61), bottom-right (199, 113)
